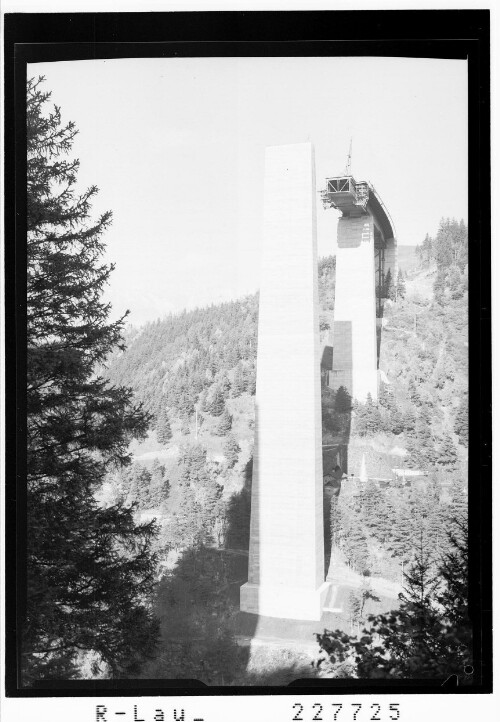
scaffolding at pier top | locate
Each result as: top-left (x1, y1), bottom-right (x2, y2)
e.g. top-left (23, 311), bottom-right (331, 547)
top-left (321, 175), bottom-right (397, 244)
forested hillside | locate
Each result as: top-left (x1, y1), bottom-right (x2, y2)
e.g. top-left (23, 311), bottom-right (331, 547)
top-left (106, 297), bottom-right (258, 421)
top-left (103, 220), bottom-right (468, 578)
top-left (106, 252), bottom-right (338, 430)
top-left (102, 219), bottom-right (469, 683)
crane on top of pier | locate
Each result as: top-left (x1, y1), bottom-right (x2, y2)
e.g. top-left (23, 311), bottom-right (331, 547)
top-left (344, 138), bottom-right (352, 176)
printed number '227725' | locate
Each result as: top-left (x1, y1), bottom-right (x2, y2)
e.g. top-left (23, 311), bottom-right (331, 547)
top-left (291, 703), bottom-right (401, 721)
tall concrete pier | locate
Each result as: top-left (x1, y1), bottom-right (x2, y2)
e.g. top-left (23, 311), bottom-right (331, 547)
top-left (240, 143), bottom-right (329, 621)
top-left (321, 177), bottom-right (397, 402)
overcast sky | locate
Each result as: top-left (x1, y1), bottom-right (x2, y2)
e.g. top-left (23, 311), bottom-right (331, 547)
top-left (30, 56), bottom-right (467, 326)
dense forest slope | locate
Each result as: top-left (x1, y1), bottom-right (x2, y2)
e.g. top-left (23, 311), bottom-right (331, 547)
top-left (102, 220), bottom-right (468, 683)
top-left (103, 221), bottom-right (468, 557)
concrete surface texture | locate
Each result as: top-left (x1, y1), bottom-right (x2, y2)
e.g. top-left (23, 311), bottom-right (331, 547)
top-left (332, 214), bottom-right (378, 402)
top-left (240, 142), bottom-right (329, 620)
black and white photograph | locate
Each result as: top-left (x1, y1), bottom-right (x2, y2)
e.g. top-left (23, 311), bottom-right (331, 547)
top-left (2, 8), bottom-right (492, 712)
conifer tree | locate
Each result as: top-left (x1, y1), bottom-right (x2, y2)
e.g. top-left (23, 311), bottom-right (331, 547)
top-left (384, 268), bottom-right (396, 300)
top-left (406, 437), bottom-right (425, 469)
top-left (316, 520), bottom-right (472, 681)
top-left (433, 269), bottom-right (447, 304)
top-left (448, 266), bottom-right (463, 300)
top-left (231, 363), bottom-right (246, 398)
top-left (25, 78), bottom-right (159, 683)
top-left (454, 396), bottom-right (468, 447)
top-left (156, 407), bottom-right (172, 445)
top-left (389, 495), bottom-right (416, 563)
top-left (401, 406), bottom-right (417, 436)
top-left (426, 499), bottom-right (447, 559)
top-left (208, 386), bottom-right (226, 417)
top-left (334, 385), bottom-right (352, 413)
top-left (180, 416), bottom-right (191, 435)
top-left (216, 406), bottom-right (233, 436)
top-left (344, 518), bottom-right (370, 574)
top-left (223, 434), bottom-right (240, 468)
top-left (435, 515), bottom-right (469, 635)
top-left (438, 433), bottom-right (458, 468)
top-left (434, 218), bottom-right (456, 270)
top-left (450, 477), bottom-right (468, 520)
top-left (200, 389), bottom-right (211, 414)
top-left (396, 268), bottom-right (406, 300)
top-left (245, 366), bottom-right (257, 396)
top-left (421, 233), bottom-right (433, 264)
top-left (149, 459), bottom-right (169, 506)
top-left (407, 377), bottom-right (421, 408)
top-left (136, 465), bottom-right (153, 507)
top-left (176, 443), bottom-right (206, 543)
top-left (360, 481), bottom-right (384, 536)
top-left (356, 394), bottom-right (382, 436)
top-left (176, 442), bottom-right (223, 543)
top-left (218, 373), bottom-right (231, 396)
top-left (390, 407), bottom-right (405, 435)
top-left (378, 383), bottom-right (393, 411)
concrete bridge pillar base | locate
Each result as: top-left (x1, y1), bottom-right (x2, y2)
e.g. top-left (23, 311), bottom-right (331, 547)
top-left (240, 581), bottom-right (330, 622)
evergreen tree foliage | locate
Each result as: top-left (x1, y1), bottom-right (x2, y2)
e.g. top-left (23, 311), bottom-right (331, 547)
top-left (334, 385), bottom-right (352, 413)
top-left (425, 488), bottom-right (448, 559)
top-left (355, 394), bottom-right (383, 436)
top-left (454, 396), bottom-right (468, 447)
top-left (149, 459), bottom-right (169, 507)
top-left (396, 268), bottom-right (406, 300)
top-left (215, 407), bottom-right (233, 436)
top-left (448, 266), bottom-right (463, 300)
top-left (406, 406), bottom-right (438, 469)
top-left (360, 481), bottom-right (385, 537)
top-left (433, 218), bottom-right (468, 271)
top-left (389, 407), bottom-right (405, 435)
top-left (223, 434), bottom-right (240, 468)
top-left (207, 386), bottom-right (226, 417)
top-left (450, 477), bottom-right (468, 519)
top-left (175, 443), bottom-right (223, 544)
top-left (218, 372), bottom-right (231, 396)
top-left (438, 433), bottom-right (458, 468)
top-left (316, 519), bottom-right (472, 681)
top-left (231, 363), bottom-right (246, 397)
top-left (244, 365), bottom-right (257, 396)
top-left (433, 223), bottom-right (455, 269)
top-left (421, 233), bottom-right (433, 265)
top-left (346, 526), bottom-right (370, 574)
top-left (105, 295), bottom-right (258, 424)
top-left (135, 465), bottom-right (153, 507)
top-left (422, 219), bottom-right (468, 304)
top-left (25, 78), bottom-right (159, 683)
top-left (389, 498), bottom-right (417, 564)
top-left (402, 407), bottom-right (417, 435)
top-left (384, 268), bottom-right (396, 301)
top-left (156, 407), bottom-right (172, 445)
top-left (435, 515), bottom-right (470, 648)
top-left (378, 383), bottom-right (394, 411)
top-left (433, 269), bottom-right (447, 304)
